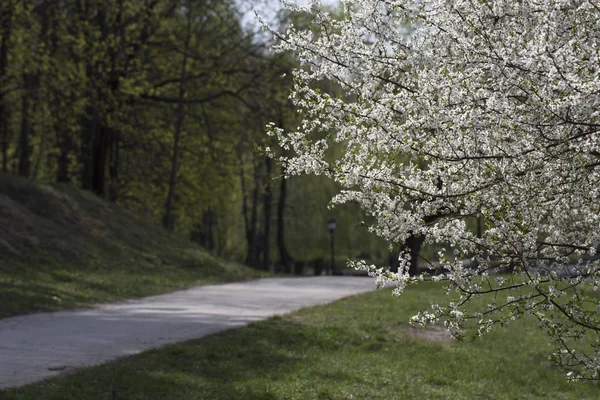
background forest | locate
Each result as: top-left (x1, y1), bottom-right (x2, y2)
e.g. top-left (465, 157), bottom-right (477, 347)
top-left (0, 0), bottom-right (390, 273)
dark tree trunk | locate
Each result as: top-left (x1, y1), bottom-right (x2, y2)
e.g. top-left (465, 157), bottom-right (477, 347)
top-left (312, 258), bottom-right (324, 276)
top-left (81, 113), bottom-right (113, 197)
top-left (162, 93), bottom-right (185, 229)
top-left (47, 4), bottom-right (71, 183)
top-left (28, 0), bottom-right (49, 180)
top-left (406, 234), bottom-right (426, 276)
top-left (93, 125), bottom-right (112, 196)
top-left (196, 209), bottom-right (215, 251)
top-left (277, 171), bottom-right (293, 273)
top-left (108, 130), bottom-right (120, 201)
top-left (163, 0), bottom-right (192, 230)
top-left (80, 8), bottom-right (119, 197)
top-left (162, 110), bottom-right (183, 230)
top-left (206, 211), bottom-right (215, 252)
top-left (241, 164), bottom-right (250, 238)
top-left (244, 161), bottom-right (261, 268)
top-left (262, 157), bottom-right (273, 271)
top-left (17, 73), bottom-right (33, 177)
top-left (247, 177), bottom-right (260, 266)
top-left (56, 125), bottom-right (72, 182)
top-left (0, 5), bottom-right (13, 172)
top-left (389, 251), bottom-right (399, 273)
top-left (82, 9), bottom-right (110, 196)
top-left (294, 260), bottom-right (305, 275)
top-left (31, 107), bottom-right (47, 180)
top-left (77, 0), bottom-right (163, 196)
top-left (31, 104), bottom-right (47, 180)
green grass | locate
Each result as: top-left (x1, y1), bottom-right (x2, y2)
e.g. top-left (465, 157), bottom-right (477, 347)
top-left (0, 173), bottom-right (262, 318)
top-left (0, 253), bottom-right (260, 319)
top-left (3, 282), bottom-right (599, 399)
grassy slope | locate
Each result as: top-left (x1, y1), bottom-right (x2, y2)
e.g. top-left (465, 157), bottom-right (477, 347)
top-left (0, 173), bottom-right (261, 318)
top-left (3, 282), bottom-right (599, 399)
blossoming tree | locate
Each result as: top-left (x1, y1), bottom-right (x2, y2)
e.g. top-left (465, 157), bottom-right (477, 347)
top-left (264, 0), bottom-right (600, 379)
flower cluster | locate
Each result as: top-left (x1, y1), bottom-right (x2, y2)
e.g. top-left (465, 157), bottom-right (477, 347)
top-left (266, 0), bottom-right (600, 380)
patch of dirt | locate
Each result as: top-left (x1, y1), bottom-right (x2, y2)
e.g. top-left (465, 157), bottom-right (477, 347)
top-left (407, 324), bottom-right (456, 344)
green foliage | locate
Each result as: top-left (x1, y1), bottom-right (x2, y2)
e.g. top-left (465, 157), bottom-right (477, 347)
top-left (0, 0), bottom-right (390, 270)
top-left (285, 174), bottom-right (388, 263)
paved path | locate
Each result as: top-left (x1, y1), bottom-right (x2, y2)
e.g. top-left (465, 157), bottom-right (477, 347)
top-left (0, 276), bottom-right (374, 389)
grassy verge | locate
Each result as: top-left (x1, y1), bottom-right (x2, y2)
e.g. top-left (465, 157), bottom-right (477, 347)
top-left (3, 282), bottom-right (598, 399)
top-left (0, 173), bottom-right (262, 318)
top-left (0, 250), bottom-right (262, 319)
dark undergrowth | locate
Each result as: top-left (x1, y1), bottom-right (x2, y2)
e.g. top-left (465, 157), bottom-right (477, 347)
top-left (0, 172), bottom-right (262, 318)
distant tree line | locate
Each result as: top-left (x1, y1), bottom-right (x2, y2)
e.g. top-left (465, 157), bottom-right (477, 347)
top-left (0, 0), bottom-right (389, 271)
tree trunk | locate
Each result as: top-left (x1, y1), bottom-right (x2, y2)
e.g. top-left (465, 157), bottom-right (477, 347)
top-left (245, 161), bottom-right (261, 268)
top-left (31, 102), bottom-right (48, 180)
top-left (80, 106), bottom-right (100, 191)
top-left (205, 210), bottom-right (215, 251)
top-left (406, 234), bottom-right (426, 276)
top-left (80, 8), bottom-right (121, 196)
top-left (277, 170), bottom-right (293, 273)
top-left (81, 9), bottom-right (110, 196)
top-left (92, 125), bottom-right (111, 196)
top-left (241, 163), bottom-right (250, 239)
top-left (80, 113), bottom-right (113, 196)
top-left (108, 129), bottom-right (120, 201)
top-left (17, 73), bottom-right (33, 177)
top-left (0, 5), bottom-right (13, 172)
top-left (28, 0), bottom-right (49, 180)
top-left (56, 123), bottom-right (73, 182)
top-left (262, 156), bottom-right (273, 271)
top-left (162, 1), bottom-right (192, 230)
top-left (48, 4), bottom-right (71, 183)
top-left (162, 103), bottom-right (185, 229)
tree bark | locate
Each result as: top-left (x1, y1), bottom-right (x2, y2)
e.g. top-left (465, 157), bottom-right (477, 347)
top-left (31, 102), bottom-right (48, 180)
top-left (406, 234), bottom-right (426, 276)
top-left (205, 210), bottom-right (215, 251)
top-left (262, 156), bottom-right (273, 271)
top-left (245, 162), bottom-right (260, 267)
top-left (17, 73), bottom-right (33, 177)
top-left (92, 125), bottom-right (111, 196)
top-left (277, 170), bottom-right (293, 273)
top-left (241, 163), bottom-right (250, 239)
top-left (0, 3), bottom-right (13, 172)
top-left (26, 0), bottom-right (51, 180)
top-left (81, 7), bottom-right (112, 196)
top-left (56, 114), bottom-right (73, 183)
top-left (163, 1), bottom-right (192, 230)
top-left (47, 3), bottom-right (72, 183)
top-left (80, 107), bottom-right (101, 191)
top-left (108, 129), bottom-right (120, 201)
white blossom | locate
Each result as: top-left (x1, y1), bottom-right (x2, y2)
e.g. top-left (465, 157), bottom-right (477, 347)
top-left (265, 0), bottom-right (600, 380)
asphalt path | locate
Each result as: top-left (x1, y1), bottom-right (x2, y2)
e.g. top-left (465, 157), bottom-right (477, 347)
top-left (0, 276), bottom-right (375, 389)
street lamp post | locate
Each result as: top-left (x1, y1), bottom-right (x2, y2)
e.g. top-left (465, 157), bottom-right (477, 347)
top-left (327, 218), bottom-right (336, 275)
